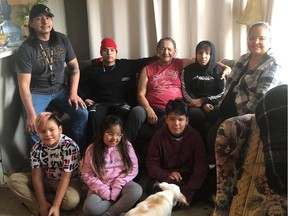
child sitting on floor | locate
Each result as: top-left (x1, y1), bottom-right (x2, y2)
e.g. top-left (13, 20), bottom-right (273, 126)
top-left (80, 115), bottom-right (142, 216)
top-left (8, 112), bottom-right (81, 216)
top-left (146, 98), bottom-right (215, 209)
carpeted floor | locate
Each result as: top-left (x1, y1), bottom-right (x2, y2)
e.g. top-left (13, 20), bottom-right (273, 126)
top-left (0, 174), bottom-right (214, 216)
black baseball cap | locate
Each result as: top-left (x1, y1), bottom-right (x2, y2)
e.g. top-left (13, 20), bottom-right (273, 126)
top-left (29, 4), bottom-right (54, 19)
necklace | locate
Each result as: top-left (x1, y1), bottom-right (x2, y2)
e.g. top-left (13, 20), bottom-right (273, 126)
top-left (38, 42), bottom-right (56, 86)
top-left (38, 42), bottom-right (54, 71)
top-left (103, 63), bottom-right (116, 72)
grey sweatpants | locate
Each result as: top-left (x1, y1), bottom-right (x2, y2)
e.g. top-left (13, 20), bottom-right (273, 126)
top-left (83, 181), bottom-right (142, 216)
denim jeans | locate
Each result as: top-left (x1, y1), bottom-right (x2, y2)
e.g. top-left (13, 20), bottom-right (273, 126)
top-left (24, 86), bottom-right (88, 151)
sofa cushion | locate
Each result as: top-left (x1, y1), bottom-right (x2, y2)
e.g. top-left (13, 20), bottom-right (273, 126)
top-left (219, 59), bottom-right (236, 68)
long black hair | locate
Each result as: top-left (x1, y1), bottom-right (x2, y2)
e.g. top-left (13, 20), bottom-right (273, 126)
top-left (91, 115), bottom-right (133, 181)
top-left (27, 19), bottom-right (58, 47)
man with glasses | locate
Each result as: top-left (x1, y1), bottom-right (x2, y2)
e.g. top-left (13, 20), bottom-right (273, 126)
top-left (15, 4), bottom-right (88, 152)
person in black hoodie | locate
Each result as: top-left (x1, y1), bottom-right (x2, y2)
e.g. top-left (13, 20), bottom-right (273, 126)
top-left (181, 40), bottom-right (225, 146)
top-left (79, 38), bottom-right (157, 144)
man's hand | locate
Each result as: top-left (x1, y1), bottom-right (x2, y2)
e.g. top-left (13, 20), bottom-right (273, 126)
top-left (26, 113), bottom-right (37, 135)
top-left (68, 94), bottom-right (87, 110)
top-left (189, 99), bottom-right (202, 108)
top-left (146, 107), bottom-right (158, 125)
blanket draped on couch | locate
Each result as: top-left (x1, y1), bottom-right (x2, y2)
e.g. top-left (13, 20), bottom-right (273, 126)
top-left (213, 114), bottom-right (287, 216)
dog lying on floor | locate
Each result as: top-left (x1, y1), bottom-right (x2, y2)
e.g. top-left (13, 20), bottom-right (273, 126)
top-left (125, 182), bottom-right (189, 216)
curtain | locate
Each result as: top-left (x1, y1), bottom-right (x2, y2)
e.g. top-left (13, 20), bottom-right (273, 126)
top-left (86, 0), bottom-right (247, 60)
top-left (85, 0), bottom-right (287, 78)
top-left (268, 0), bottom-right (288, 77)
top-left (86, 0), bottom-right (157, 59)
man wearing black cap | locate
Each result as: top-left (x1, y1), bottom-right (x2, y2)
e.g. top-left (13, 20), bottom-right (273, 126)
top-left (15, 4), bottom-right (88, 151)
top-left (12, 3), bottom-right (88, 216)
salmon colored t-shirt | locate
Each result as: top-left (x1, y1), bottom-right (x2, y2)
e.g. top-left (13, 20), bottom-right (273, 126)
top-left (146, 58), bottom-right (183, 109)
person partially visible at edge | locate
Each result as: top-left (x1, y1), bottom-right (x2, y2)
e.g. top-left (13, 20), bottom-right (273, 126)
top-left (79, 37), bottom-right (157, 144)
top-left (255, 84), bottom-right (287, 195)
top-left (80, 115), bottom-right (142, 216)
top-left (7, 112), bottom-right (81, 216)
top-left (207, 22), bottom-right (284, 164)
top-left (181, 40), bottom-right (225, 144)
top-left (124, 37), bottom-right (230, 168)
top-left (146, 99), bottom-right (215, 209)
top-left (14, 4), bottom-right (88, 152)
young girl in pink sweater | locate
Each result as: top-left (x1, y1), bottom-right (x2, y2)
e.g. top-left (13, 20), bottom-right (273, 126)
top-left (80, 115), bottom-right (141, 216)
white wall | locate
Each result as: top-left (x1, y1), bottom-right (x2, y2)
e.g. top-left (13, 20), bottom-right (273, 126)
top-left (47, 0), bottom-right (67, 34)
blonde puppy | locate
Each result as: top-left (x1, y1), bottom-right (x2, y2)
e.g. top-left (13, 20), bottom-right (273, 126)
top-left (125, 182), bottom-right (189, 216)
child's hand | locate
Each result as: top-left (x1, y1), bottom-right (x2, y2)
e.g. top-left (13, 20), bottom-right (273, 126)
top-left (202, 104), bottom-right (214, 113)
top-left (168, 171), bottom-right (182, 182)
top-left (176, 200), bottom-right (189, 209)
top-left (48, 205), bottom-right (60, 216)
top-left (39, 201), bottom-right (51, 216)
top-left (85, 99), bottom-right (95, 107)
top-left (221, 66), bottom-right (231, 79)
top-left (100, 188), bottom-right (111, 200)
top-left (110, 186), bottom-right (122, 201)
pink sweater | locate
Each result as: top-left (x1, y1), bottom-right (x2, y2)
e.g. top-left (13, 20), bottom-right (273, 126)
top-left (80, 142), bottom-right (138, 201)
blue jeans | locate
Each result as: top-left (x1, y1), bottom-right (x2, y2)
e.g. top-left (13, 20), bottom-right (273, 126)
top-left (24, 86), bottom-right (88, 151)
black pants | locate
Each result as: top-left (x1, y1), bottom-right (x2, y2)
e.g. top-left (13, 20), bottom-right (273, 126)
top-left (87, 103), bottom-right (130, 144)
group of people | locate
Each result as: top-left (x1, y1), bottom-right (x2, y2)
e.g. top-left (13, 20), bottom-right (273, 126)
top-left (7, 3), bottom-right (284, 216)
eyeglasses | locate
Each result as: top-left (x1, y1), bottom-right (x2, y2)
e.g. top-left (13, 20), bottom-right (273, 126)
top-left (105, 132), bottom-right (123, 138)
top-left (247, 36), bottom-right (268, 42)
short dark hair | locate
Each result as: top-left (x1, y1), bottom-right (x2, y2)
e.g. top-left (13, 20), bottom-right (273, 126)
top-left (157, 37), bottom-right (177, 50)
top-left (165, 98), bottom-right (189, 116)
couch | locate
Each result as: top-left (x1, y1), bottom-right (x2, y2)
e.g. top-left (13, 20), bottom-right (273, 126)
top-left (213, 114), bottom-right (287, 216)
top-left (46, 60), bottom-right (92, 136)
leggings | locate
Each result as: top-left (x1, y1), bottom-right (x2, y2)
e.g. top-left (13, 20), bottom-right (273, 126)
top-left (83, 181), bottom-right (142, 216)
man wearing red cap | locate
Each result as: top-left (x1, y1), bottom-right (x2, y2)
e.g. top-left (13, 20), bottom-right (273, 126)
top-left (15, 4), bottom-right (88, 151)
top-left (100, 37), bottom-right (118, 54)
top-left (79, 37), bottom-right (157, 143)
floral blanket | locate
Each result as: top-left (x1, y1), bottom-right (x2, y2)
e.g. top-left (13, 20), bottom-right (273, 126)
top-left (213, 114), bottom-right (287, 216)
